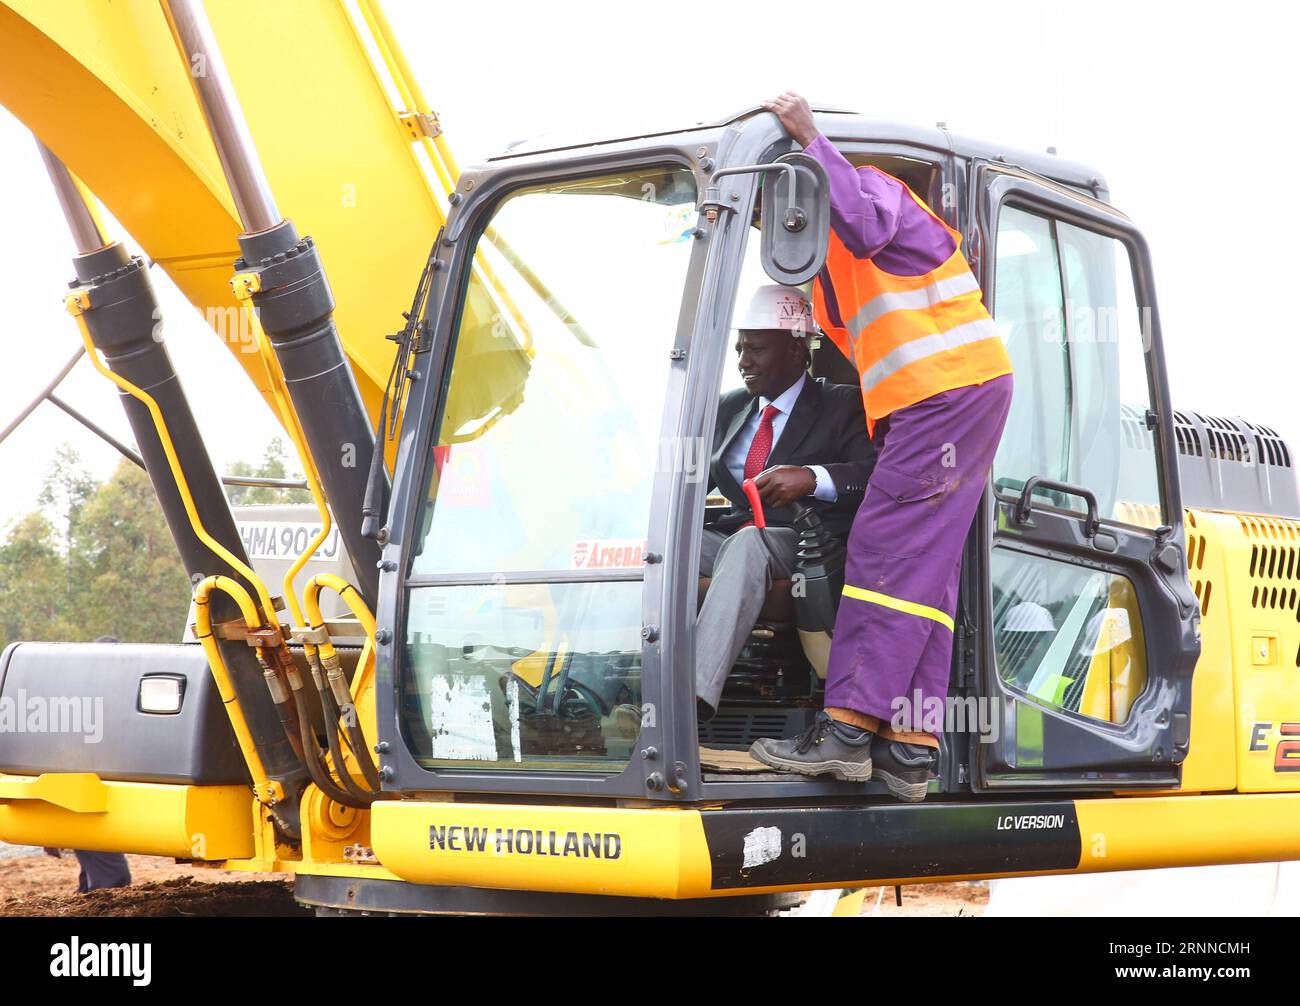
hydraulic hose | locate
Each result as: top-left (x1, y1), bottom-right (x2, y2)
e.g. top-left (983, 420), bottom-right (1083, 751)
top-left (193, 575), bottom-right (275, 804)
top-left (309, 650), bottom-right (375, 803)
top-left (284, 655), bottom-right (368, 808)
top-left (304, 575), bottom-right (382, 790)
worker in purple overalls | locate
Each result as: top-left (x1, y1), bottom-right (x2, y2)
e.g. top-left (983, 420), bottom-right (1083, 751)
top-left (749, 93), bottom-right (1014, 801)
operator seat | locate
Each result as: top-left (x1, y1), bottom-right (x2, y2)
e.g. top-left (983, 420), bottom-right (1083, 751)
top-left (697, 505), bottom-right (844, 679)
top-left (695, 506), bottom-right (846, 750)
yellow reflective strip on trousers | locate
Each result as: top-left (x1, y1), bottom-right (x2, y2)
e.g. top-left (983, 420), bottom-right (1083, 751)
top-left (841, 584), bottom-right (955, 631)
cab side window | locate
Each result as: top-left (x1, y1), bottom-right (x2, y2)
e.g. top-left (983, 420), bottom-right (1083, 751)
top-left (991, 206), bottom-right (1163, 528)
top-left (989, 208), bottom-right (1070, 494)
top-left (988, 205), bottom-right (1161, 725)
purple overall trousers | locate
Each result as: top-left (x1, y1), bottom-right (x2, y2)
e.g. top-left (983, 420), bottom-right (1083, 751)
top-left (824, 375), bottom-right (1013, 728)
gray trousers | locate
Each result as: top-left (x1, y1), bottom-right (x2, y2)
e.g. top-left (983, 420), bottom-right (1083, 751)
top-left (696, 526), bottom-right (798, 710)
top-left (75, 850), bottom-right (130, 892)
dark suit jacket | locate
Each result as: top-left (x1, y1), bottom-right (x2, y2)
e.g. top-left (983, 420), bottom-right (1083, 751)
top-left (708, 376), bottom-right (875, 541)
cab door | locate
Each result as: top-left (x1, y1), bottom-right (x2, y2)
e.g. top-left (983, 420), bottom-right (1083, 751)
top-left (969, 163), bottom-right (1200, 791)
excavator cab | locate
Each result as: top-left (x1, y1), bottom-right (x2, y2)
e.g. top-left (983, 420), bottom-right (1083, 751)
top-left (375, 109), bottom-right (1203, 812)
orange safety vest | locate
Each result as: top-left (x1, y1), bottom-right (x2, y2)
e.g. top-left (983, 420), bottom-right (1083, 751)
top-left (812, 168), bottom-right (1012, 433)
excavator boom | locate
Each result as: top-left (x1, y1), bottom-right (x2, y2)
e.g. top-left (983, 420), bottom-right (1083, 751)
top-left (0, 0), bottom-right (445, 424)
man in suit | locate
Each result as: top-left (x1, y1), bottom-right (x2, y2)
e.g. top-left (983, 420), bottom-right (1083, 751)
top-left (697, 285), bottom-right (875, 719)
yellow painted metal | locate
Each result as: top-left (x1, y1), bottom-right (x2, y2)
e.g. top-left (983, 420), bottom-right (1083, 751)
top-left (299, 785), bottom-right (367, 865)
top-left (0, 0), bottom-right (448, 423)
top-left (212, 787), bottom-right (404, 877)
top-left (1074, 792), bottom-right (1300, 871)
top-left (831, 888), bottom-right (868, 917)
top-left (369, 792), bottom-right (1300, 899)
top-left (1184, 508), bottom-right (1300, 792)
top-left (0, 771), bottom-right (108, 813)
top-left (1127, 506), bottom-right (1300, 796)
top-left (371, 801), bottom-right (715, 899)
top-left (1177, 508), bottom-right (1241, 792)
top-left (0, 773), bottom-right (254, 858)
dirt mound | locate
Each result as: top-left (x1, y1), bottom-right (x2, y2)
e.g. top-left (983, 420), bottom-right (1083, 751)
top-left (0, 874), bottom-right (310, 917)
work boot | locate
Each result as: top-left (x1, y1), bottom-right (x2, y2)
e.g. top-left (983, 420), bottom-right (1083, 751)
top-left (870, 734), bottom-right (938, 802)
top-left (749, 711), bottom-right (873, 781)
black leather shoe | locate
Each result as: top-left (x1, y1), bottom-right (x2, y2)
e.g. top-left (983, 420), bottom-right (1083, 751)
top-left (697, 697), bottom-right (716, 724)
top-left (749, 711), bottom-right (873, 781)
top-left (870, 734), bottom-right (938, 802)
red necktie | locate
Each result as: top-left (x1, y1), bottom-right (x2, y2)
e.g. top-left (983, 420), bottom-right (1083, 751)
top-left (743, 404), bottom-right (781, 482)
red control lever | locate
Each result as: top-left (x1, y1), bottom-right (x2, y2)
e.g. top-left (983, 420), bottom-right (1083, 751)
top-left (742, 478), bottom-right (766, 529)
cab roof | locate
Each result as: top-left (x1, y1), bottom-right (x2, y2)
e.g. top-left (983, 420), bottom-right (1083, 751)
top-left (487, 104), bottom-right (1108, 201)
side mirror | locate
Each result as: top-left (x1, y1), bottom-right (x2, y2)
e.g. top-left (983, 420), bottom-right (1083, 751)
top-left (707, 153), bottom-right (830, 285)
top-left (760, 153), bottom-right (830, 285)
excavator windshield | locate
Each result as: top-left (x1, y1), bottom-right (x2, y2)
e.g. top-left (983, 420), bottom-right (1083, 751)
top-left (402, 165), bottom-right (699, 771)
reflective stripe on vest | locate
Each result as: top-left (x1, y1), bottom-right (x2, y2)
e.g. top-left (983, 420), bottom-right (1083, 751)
top-left (860, 316), bottom-right (1002, 394)
top-left (845, 270), bottom-right (982, 345)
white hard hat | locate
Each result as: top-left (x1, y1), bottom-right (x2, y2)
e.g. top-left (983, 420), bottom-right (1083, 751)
top-left (735, 284), bottom-right (815, 335)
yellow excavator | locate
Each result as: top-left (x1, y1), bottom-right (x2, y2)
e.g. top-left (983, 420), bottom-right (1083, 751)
top-left (0, 0), bottom-right (1297, 916)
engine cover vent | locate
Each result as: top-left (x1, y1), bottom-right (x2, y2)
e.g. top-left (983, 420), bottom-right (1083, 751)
top-left (1169, 410), bottom-right (1298, 518)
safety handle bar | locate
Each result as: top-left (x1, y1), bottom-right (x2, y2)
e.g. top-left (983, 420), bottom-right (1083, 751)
top-left (1014, 476), bottom-right (1100, 538)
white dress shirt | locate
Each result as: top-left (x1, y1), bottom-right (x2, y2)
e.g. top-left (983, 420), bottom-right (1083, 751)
top-left (721, 373), bottom-right (837, 502)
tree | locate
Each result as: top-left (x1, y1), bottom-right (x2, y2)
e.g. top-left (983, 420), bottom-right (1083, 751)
top-left (0, 511), bottom-right (67, 646)
top-left (76, 461), bottom-right (191, 642)
top-left (36, 443), bottom-right (98, 610)
top-left (37, 443), bottom-right (98, 548)
top-left (0, 436), bottom-right (323, 648)
top-left (224, 436), bottom-right (312, 506)
top-left (0, 451), bottom-right (191, 648)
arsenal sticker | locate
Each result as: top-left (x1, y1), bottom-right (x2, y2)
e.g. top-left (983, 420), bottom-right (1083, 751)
top-left (570, 538), bottom-right (647, 570)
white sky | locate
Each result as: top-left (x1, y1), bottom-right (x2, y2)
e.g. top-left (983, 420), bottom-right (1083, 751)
top-left (1, 0), bottom-right (1297, 530)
